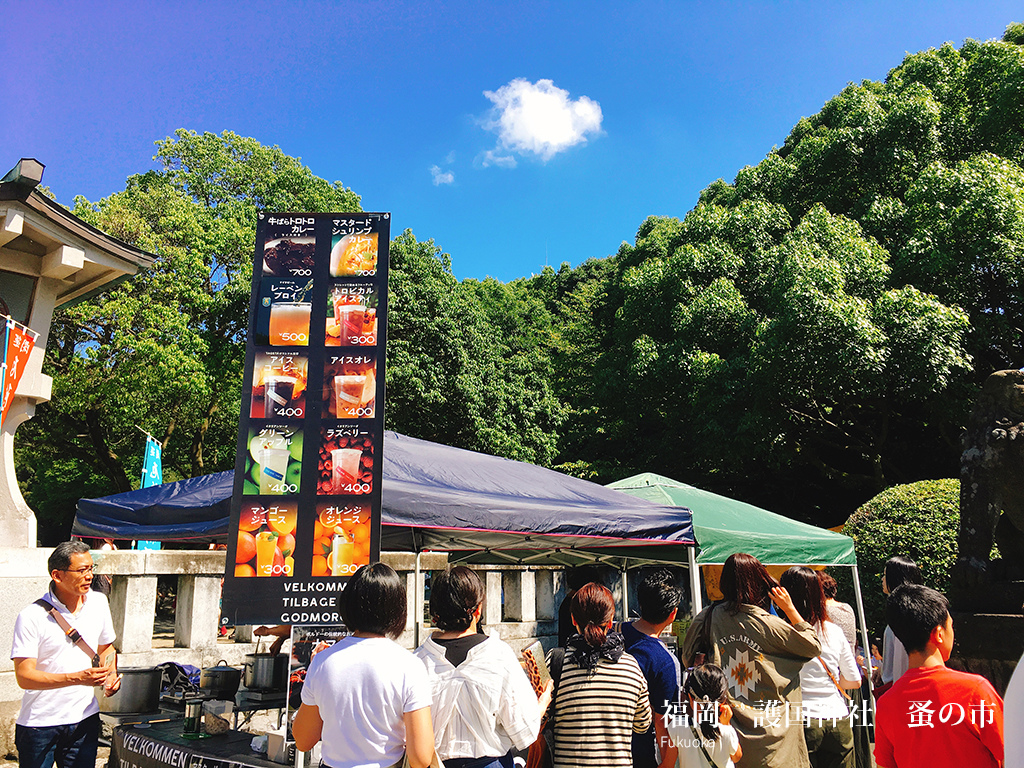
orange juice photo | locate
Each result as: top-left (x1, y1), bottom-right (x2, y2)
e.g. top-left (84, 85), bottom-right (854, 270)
top-left (255, 531), bottom-right (278, 577)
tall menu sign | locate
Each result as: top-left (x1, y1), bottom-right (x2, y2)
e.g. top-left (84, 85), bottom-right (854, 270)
top-left (222, 212), bottom-right (389, 626)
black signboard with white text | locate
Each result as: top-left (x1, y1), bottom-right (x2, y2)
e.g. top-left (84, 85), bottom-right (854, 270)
top-left (221, 213), bottom-right (389, 626)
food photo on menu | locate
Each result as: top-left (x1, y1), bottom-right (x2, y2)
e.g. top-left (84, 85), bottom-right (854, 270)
top-left (329, 232), bottom-right (378, 277)
top-left (322, 356), bottom-right (376, 419)
top-left (312, 503), bottom-right (372, 577)
top-left (317, 426), bottom-right (374, 496)
top-left (263, 237), bottom-right (315, 277)
top-left (234, 501), bottom-right (297, 578)
top-left (251, 352), bottom-right (308, 419)
top-left (244, 426), bottom-right (303, 496)
top-left (326, 283), bottom-right (377, 347)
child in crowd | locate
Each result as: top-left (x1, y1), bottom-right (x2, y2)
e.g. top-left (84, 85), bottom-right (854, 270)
top-left (668, 664), bottom-right (742, 768)
top-left (874, 584), bottom-right (1004, 768)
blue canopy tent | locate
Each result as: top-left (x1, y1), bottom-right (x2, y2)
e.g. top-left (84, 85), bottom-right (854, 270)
top-left (74, 431), bottom-right (696, 571)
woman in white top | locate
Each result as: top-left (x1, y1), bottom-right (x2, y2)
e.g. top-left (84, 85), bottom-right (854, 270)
top-left (780, 567), bottom-right (861, 768)
top-left (880, 557), bottom-right (922, 686)
top-left (293, 563), bottom-right (435, 768)
top-left (415, 566), bottom-right (550, 768)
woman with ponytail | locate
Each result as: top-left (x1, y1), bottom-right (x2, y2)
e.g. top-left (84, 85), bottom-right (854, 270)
top-left (415, 566), bottom-right (550, 768)
top-left (551, 582), bottom-right (653, 767)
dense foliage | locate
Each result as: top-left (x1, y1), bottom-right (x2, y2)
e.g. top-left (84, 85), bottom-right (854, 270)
top-left (839, 478), bottom-right (960, 635)
top-left (538, 28), bottom-right (1024, 523)
top-left (16, 28), bottom-right (1024, 540)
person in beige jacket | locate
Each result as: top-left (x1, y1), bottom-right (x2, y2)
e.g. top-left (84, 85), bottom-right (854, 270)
top-left (682, 553), bottom-right (821, 768)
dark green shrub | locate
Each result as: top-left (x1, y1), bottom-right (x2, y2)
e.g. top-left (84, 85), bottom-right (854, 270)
top-left (838, 479), bottom-right (959, 637)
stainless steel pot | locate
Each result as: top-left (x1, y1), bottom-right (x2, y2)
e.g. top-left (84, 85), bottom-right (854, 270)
top-left (98, 666), bottom-right (162, 714)
top-left (199, 659), bottom-right (241, 700)
top-left (243, 653), bottom-right (289, 691)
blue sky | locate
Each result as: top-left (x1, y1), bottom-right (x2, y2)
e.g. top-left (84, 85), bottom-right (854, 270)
top-left (4, 1), bottom-right (1020, 281)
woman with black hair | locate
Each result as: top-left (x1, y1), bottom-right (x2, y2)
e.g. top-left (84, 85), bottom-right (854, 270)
top-left (414, 566), bottom-right (549, 768)
top-left (293, 563), bottom-right (435, 768)
top-left (880, 556), bottom-right (923, 687)
top-left (551, 582), bottom-right (652, 767)
top-left (681, 553), bottom-right (821, 768)
top-left (780, 567), bottom-right (861, 768)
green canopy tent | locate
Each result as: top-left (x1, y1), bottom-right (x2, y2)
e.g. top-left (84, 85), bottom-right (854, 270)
top-left (608, 472), bottom-right (873, 697)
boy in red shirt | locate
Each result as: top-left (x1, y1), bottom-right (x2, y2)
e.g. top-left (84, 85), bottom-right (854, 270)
top-left (874, 584), bottom-right (1004, 768)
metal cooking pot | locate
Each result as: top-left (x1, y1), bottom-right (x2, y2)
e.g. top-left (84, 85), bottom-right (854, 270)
top-left (98, 666), bottom-right (162, 714)
top-left (200, 659), bottom-right (241, 700)
top-left (243, 653), bottom-right (289, 691)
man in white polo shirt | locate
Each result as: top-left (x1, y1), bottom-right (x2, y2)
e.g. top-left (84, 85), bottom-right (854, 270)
top-left (11, 541), bottom-right (121, 768)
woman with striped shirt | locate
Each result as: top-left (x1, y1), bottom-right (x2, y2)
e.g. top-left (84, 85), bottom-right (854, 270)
top-left (551, 582), bottom-right (652, 767)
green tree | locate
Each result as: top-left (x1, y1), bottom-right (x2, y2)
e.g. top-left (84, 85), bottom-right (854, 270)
top-left (840, 479), bottom-right (960, 635)
top-left (17, 130), bottom-right (361, 539)
top-left (386, 233), bottom-right (566, 465)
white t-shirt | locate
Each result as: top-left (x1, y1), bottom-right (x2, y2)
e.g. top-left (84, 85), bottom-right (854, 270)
top-left (1005, 649), bottom-right (1024, 768)
top-left (799, 620), bottom-right (861, 720)
top-left (10, 587), bottom-right (116, 727)
top-left (414, 633), bottom-right (541, 759)
top-left (670, 720), bottom-right (740, 768)
top-left (301, 635), bottom-right (431, 768)
top-left (881, 625), bottom-right (909, 684)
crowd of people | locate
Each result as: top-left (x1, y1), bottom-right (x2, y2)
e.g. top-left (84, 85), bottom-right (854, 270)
top-left (9, 544), bottom-right (1014, 768)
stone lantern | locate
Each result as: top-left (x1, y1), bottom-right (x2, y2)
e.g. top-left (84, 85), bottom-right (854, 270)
top-left (0, 159), bottom-right (156, 546)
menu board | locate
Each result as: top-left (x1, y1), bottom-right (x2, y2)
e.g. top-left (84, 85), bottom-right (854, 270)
top-left (221, 212), bottom-right (389, 626)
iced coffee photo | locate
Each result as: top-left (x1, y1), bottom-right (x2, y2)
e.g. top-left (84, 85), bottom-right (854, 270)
top-left (322, 355), bottom-right (376, 419)
top-left (243, 426), bottom-right (303, 496)
top-left (329, 232), bottom-right (378, 277)
top-left (250, 352), bottom-right (308, 419)
top-left (317, 426), bottom-right (373, 496)
top-left (312, 503), bottom-right (371, 577)
top-left (325, 283), bottom-right (377, 347)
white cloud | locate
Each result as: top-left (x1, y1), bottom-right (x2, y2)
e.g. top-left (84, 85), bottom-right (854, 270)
top-left (482, 78), bottom-right (603, 162)
top-left (430, 165), bottom-right (455, 186)
top-left (478, 150), bottom-right (517, 168)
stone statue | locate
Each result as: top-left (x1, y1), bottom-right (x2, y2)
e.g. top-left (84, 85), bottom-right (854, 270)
top-left (955, 369), bottom-right (1024, 589)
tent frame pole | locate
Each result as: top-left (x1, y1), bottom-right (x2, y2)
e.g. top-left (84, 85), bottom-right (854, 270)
top-left (687, 546), bottom-right (703, 618)
top-left (851, 563), bottom-right (875, 717)
top-left (414, 549), bottom-right (423, 647)
top-left (620, 562), bottom-right (629, 621)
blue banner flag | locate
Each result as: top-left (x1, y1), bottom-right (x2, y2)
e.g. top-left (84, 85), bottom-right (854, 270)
top-left (141, 435), bottom-right (163, 489)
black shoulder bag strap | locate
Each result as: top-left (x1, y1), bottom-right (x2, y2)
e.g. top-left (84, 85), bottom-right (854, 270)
top-left (689, 723), bottom-right (719, 768)
top-left (34, 598), bottom-right (101, 666)
top-left (550, 647), bottom-right (565, 689)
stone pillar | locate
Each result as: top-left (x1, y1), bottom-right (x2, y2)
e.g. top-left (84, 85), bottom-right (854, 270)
top-left (502, 570), bottom-right (536, 622)
top-left (482, 571), bottom-right (503, 625)
top-left (536, 569), bottom-right (555, 620)
top-left (0, 276), bottom-right (56, 549)
top-left (174, 575), bottom-right (222, 648)
top-left (0, 403), bottom-right (37, 548)
top-left (405, 572), bottom-right (417, 632)
top-left (109, 574), bottom-right (157, 653)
